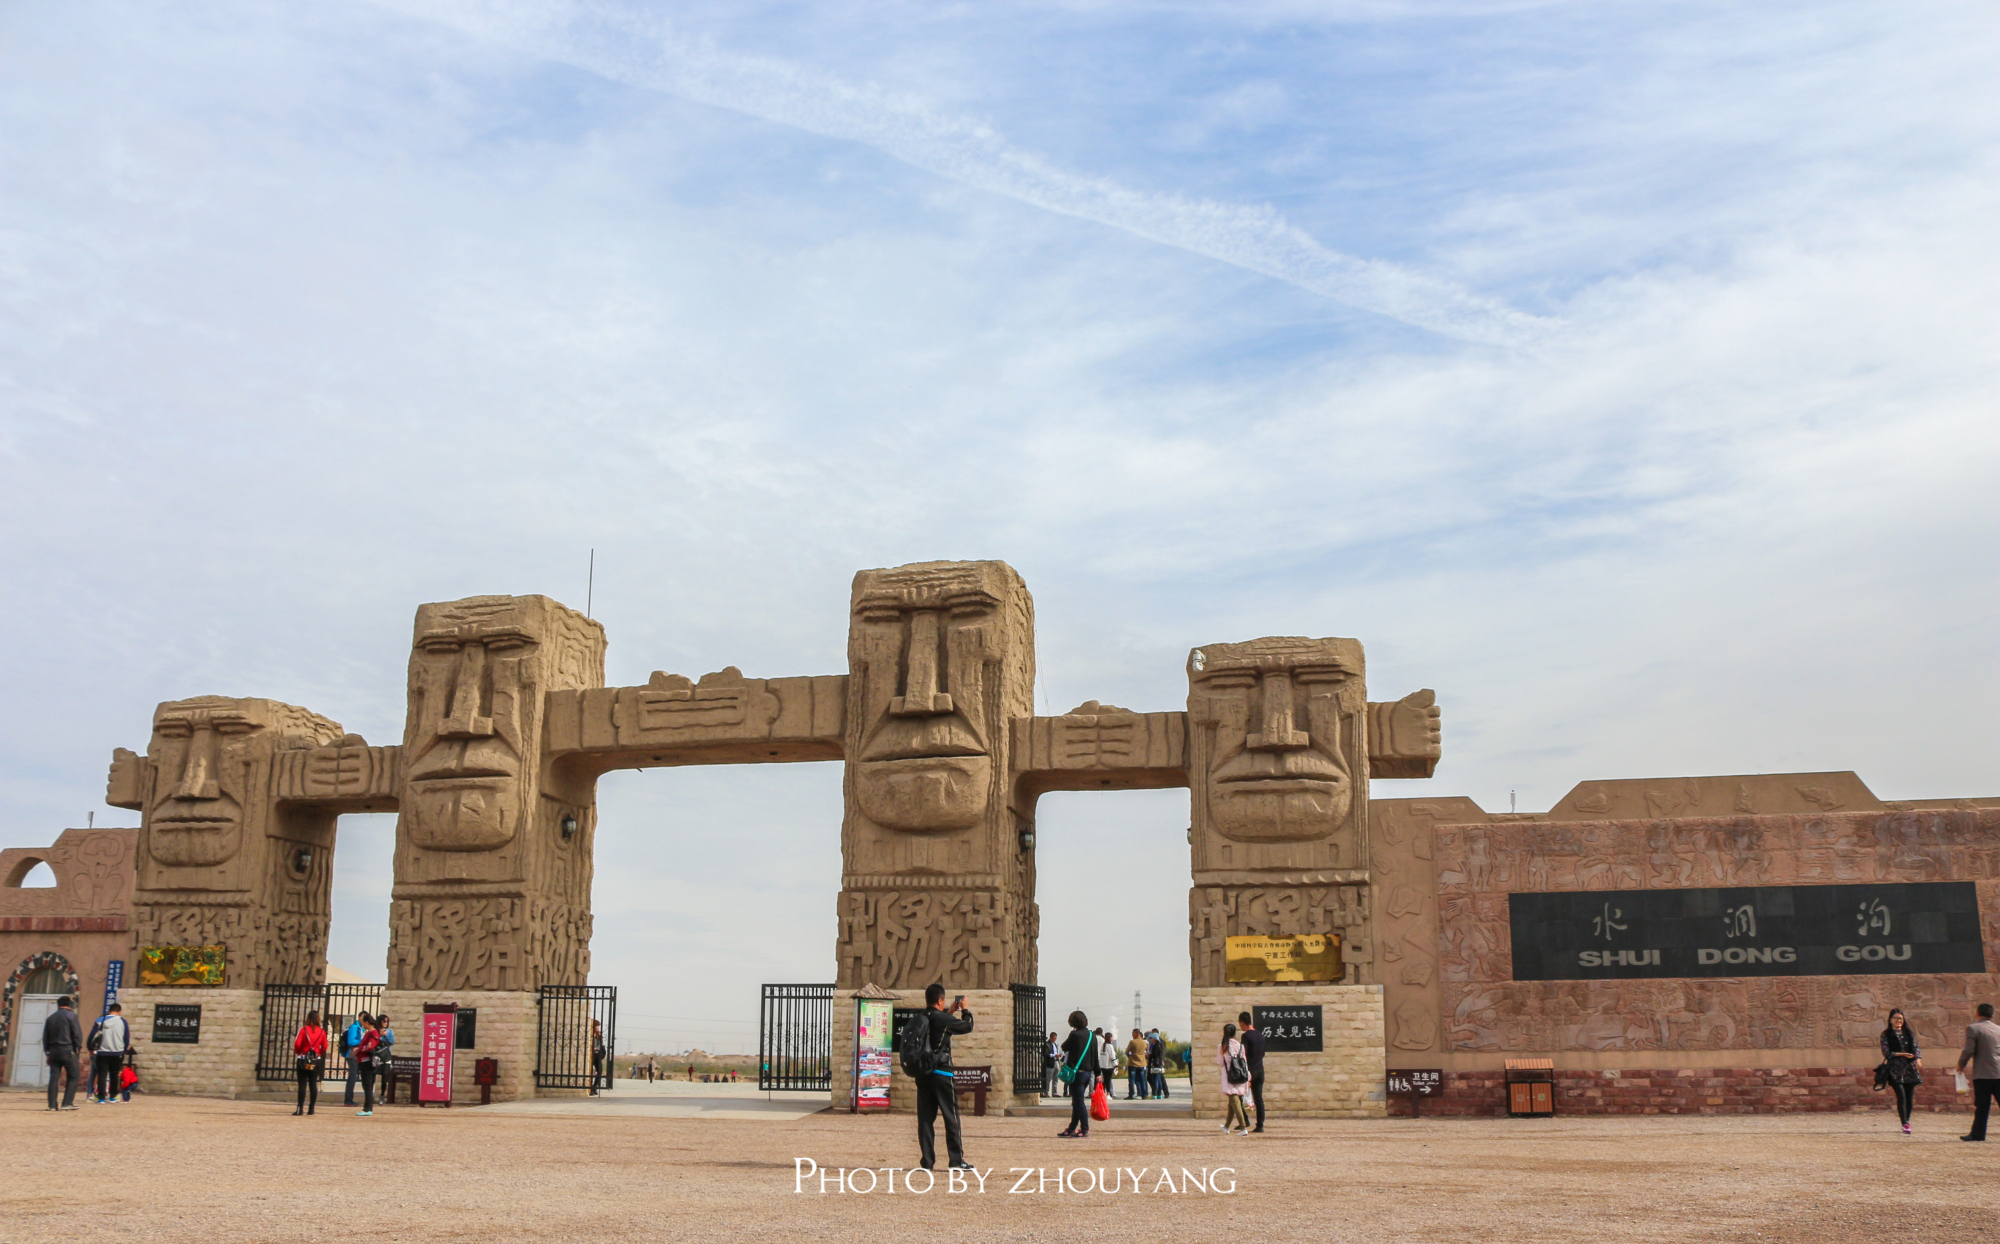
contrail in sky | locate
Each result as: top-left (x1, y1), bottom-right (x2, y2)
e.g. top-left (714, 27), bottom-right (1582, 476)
top-left (387, 0), bottom-right (1557, 347)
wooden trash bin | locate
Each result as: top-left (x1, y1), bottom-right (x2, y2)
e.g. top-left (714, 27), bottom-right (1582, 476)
top-left (1504, 1058), bottom-right (1555, 1117)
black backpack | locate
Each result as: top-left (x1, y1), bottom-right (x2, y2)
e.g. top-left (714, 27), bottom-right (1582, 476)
top-left (899, 1011), bottom-right (935, 1077)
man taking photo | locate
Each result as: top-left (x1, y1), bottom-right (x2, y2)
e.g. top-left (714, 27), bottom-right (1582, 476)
top-left (907, 984), bottom-right (975, 1171)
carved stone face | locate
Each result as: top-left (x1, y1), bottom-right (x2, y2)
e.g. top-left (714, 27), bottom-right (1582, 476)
top-left (402, 598), bottom-right (548, 852)
top-left (1189, 637), bottom-right (1361, 842)
top-left (144, 698), bottom-right (275, 867)
top-left (847, 561), bottom-right (1031, 832)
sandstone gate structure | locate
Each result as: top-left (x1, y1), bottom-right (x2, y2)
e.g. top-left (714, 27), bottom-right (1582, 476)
top-left (74, 558), bottom-right (1998, 1113)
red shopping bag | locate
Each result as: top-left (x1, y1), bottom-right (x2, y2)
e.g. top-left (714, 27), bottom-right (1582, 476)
top-left (1090, 1079), bottom-right (1110, 1122)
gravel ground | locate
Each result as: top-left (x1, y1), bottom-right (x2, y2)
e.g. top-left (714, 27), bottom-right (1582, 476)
top-left (4, 1092), bottom-right (1992, 1243)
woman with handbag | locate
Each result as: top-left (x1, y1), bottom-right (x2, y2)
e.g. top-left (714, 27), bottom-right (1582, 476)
top-left (1217, 1022), bottom-right (1253, 1135)
top-left (353, 1016), bottom-right (385, 1116)
top-left (1056, 1011), bottom-right (1096, 1139)
top-left (292, 1009), bottom-right (328, 1116)
top-left (1881, 1007), bottom-right (1924, 1134)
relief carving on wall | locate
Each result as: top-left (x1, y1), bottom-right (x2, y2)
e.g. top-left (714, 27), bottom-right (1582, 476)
top-left (1432, 809), bottom-right (2000, 1055)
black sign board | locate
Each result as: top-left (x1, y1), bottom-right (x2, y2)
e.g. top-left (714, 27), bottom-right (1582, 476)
top-left (1509, 881), bottom-right (1986, 981)
top-left (152, 1003), bottom-right (202, 1044)
top-left (1386, 1069), bottom-right (1442, 1096)
top-left (1252, 1005), bottom-right (1324, 1053)
top-left (455, 1008), bottom-right (477, 1050)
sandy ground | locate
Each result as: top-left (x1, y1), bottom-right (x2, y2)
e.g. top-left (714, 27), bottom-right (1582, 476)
top-left (4, 1089), bottom-right (1993, 1243)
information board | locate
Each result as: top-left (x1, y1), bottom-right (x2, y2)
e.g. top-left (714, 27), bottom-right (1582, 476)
top-left (152, 1003), bottom-right (201, 1044)
top-left (854, 998), bottom-right (893, 1112)
top-left (1509, 881), bottom-right (1985, 980)
top-left (1386, 1069), bottom-right (1442, 1097)
top-left (103, 959), bottom-right (123, 1012)
top-left (1251, 1005), bottom-right (1324, 1053)
top-left (419, 1004), bottom-right (456, 1104)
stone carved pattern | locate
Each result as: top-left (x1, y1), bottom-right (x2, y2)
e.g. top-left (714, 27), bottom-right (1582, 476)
top-left (834, 888), bottom-right (1018, 991)
top-left (1187, 636), bottom-right (1368, 874)
top-left (112, 695), bottom-right (346, 990)
top-left (132, 901), bottom-right (328, 988)
top-left (1432, 810), bottom-right (2000, 1054)
top-left (389, 896), bottom-right (592, 992)
top-left (273, 740), bottom-right (402, 807)
top-left (546, 671), bottom-right (847, 759)
top-left (1187, 883), bottom-right (1371, 987)
top-left (389, 595), bottom-right (606, 991)
top-left (1366, 690), bottom-right (1441, 779)
top-left (0, 828), bottom-right (137, 917)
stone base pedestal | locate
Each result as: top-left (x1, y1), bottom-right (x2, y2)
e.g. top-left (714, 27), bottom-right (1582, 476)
top-left (120, 987), bottom-right (269, 1100)
top-left (376, 989), bottom-right (539, 1104)
top-left (830, 988), bottom-right (1034, 1114)
top-left (1189, 984), bottom-right (1386, 1119)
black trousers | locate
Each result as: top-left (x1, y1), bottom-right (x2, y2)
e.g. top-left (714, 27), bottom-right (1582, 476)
top-left (359, 1066), bottom-right (377, 1112)
top-left (46, 1051), bottom-right (81, 1109)
top-left (92, 1052), bottom-right (123, 1099)
top-left (1890, 1080), bottom-right (1916, 1123)
top-left (1971, 1078), bottom-right (1998, 1140)
top-left (1067, 1069), bottom-right (1095, 1134)
top-left (296, 1064), bottom-right (321, 1112)
top-left (1250, 1072), bottom-right (1266, 1130)
top-left (916, 1073), bottom-right (965, 1168)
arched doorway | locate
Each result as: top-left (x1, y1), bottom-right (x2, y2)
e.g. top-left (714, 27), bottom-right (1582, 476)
top-left (4, 954), bottom-right (81, 1088)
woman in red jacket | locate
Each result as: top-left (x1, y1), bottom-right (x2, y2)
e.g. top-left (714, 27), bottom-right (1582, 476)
top-left (293, 1010), bottom-right (328, 1116)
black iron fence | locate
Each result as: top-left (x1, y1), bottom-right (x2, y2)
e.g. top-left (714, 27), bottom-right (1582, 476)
top-left (256, 982), bottom-right (385, 1081)
top-left (759, 983), bottom-right (832, 1091)
top-left (1010, 983), bottom-right (1046, 1096)
top-left (536, 985), bottom-right (616, 1091)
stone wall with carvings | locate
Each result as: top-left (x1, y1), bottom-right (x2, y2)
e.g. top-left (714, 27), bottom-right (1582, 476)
top-left (1419, 808), bottom-right (2000, 1066)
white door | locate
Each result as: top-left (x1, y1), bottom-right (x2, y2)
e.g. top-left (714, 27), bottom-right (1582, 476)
top-left (9, 995), bottom-right (59, 1088)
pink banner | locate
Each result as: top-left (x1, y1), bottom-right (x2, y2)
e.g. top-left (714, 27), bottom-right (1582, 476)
top-left (420, 1010), bottom-right (455, 1103)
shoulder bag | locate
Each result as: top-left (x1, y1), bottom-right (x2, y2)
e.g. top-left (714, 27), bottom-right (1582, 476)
top-left (1056, 1032), bottom-right (1094, 1086)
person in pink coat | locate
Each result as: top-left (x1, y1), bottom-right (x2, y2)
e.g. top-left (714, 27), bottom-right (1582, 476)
top-left (1216, 1022), bottom-right (1253, 1135)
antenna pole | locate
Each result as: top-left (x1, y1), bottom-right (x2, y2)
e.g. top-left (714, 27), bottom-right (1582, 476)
top-left (587, 549), bottom-right (595, 619)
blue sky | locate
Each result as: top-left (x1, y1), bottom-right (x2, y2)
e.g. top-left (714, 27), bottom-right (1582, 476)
top-left (2, 0), bottom-right (1994, 1050)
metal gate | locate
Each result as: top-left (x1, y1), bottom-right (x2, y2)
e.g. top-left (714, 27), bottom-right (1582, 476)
top-left (1010, 983), bottom-right (1046, 1096)
top-left (536, 985), bottom-right (616, 1091)
top-left (758, 983), bottom-right (832, 1091)
top-left (256, 982), bottom-right (385, 1081)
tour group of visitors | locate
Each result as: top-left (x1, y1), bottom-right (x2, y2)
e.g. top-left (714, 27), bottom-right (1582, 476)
top-left (278, 1009), bottom-right (397, 1116)
top-left (1039, 1024), bottom-right (1173, 1102)
top-left (34, 996), bottom-right (136, 1110)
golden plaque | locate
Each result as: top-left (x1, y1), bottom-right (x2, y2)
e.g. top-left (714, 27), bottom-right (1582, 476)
top-left (138, 945), bottom-right (227, 987)
top-left (1224, 934), bottom-right (1343, 983)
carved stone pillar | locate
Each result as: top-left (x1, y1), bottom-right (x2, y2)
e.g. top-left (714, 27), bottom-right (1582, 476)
top-left (834, 561), bottom-right (1037, 992)
top-left (108, 696), bottom-right (345, 989)
top-left (387, 595), bottom-right (605, 992)
top-left (1185, 637), bottom-right (1374, 986)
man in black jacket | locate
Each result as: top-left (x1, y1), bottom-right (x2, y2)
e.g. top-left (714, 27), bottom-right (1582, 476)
top-left (42, 995), bottom-right (85, 1111)
top-left (1237, 1010), bottom-right (1267, 1132)
top-left (916, 983), bottom-right (975, 1171)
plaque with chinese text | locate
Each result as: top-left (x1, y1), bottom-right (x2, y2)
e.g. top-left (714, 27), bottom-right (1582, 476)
top-left (1252, 1005), bottom-right (1324, 1052)
top-left (1509, 881), bottom-right (1985, 980)
top-left (152, 1003), bottom-right (202, 1044)
top-left (1225, 934), bottom-right (1343, 983)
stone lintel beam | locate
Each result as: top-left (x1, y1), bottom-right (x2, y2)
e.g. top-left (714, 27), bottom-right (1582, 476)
top-left (544, 670), bottom-right (846, 778)
top-left (270, 739), bottom-right (403, 812)
top-left (1368, 690), bottom-right (1442, 779)
top-left (1009, 706), bottom-right (1191, 803)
